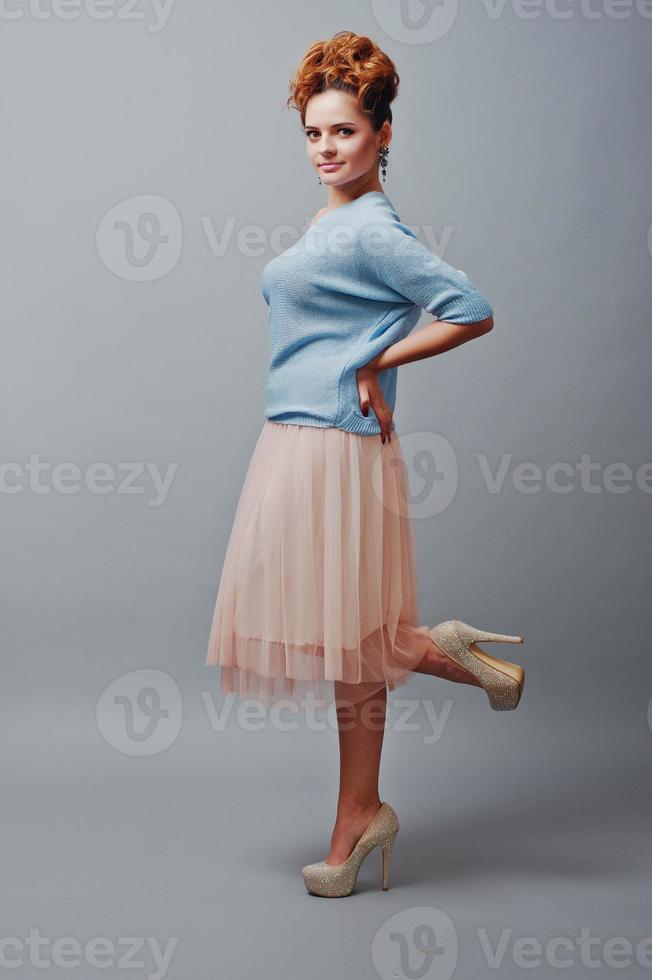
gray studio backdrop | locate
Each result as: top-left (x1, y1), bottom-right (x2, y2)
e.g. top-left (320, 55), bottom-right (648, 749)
top-left (3, 3), bottom-right (651, 980)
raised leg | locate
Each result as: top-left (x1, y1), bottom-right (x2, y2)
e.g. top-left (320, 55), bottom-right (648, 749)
top-left (414, 636), bottom-right (484, 688)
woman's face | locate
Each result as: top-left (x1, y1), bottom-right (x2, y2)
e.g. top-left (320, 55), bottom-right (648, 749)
top-left (303, 89), bottom-right (390, 189)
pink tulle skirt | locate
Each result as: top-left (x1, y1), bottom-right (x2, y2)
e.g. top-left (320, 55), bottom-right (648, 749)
top-left (205, 420), bottom-right (434, 709)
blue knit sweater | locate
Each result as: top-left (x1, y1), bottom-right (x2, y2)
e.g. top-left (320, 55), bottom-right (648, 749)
top-left (261, 190), bottom-right (493, 436)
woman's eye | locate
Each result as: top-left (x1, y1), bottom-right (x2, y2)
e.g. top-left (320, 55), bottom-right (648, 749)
top-left (306, 128), bottom-right (354, 139)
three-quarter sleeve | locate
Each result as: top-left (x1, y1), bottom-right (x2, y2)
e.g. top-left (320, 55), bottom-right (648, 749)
top-left (360, 215), bottom-right (494, 324)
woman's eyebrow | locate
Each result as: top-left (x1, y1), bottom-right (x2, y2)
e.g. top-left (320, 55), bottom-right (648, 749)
top-left (303, 122), bottom-right (358, 129)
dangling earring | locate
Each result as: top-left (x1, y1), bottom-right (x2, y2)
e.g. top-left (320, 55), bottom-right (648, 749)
top-left (318, 174), bottom-right (322, 184)
top-left (378, 145), bottom-right (389, 183)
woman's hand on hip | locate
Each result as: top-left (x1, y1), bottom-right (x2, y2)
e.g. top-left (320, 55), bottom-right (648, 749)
top-left (356, 365), bottom-right (393, 444)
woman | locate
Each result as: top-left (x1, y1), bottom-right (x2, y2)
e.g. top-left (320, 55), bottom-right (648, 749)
top-left (206, 30), bottom-right (525, 897)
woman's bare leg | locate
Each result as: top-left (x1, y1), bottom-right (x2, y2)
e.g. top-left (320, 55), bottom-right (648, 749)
top-left (414, 635), bottom-right (483, 687)
top-left (323, 636), bottom-right (481, 865)
top-left (324, 682), bottom-right (387, 865)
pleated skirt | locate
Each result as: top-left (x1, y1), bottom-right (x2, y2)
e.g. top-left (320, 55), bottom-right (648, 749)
top-left (205, 420), bottom-right (434, 709)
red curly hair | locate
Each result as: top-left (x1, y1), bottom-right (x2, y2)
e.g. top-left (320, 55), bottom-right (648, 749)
top-left (286, 30), bottom-right (400, 131)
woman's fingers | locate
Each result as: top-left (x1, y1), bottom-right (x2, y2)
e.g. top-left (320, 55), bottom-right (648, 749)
top-left (358, 382), bottom-right (370, 417)
top-left (356, 372), bottom-right (392, 442)
top-left (372, 398), bottom-right (393, 444)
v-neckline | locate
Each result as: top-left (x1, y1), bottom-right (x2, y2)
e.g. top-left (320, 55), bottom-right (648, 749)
top-left (307, 190), bottom-right (388, 232)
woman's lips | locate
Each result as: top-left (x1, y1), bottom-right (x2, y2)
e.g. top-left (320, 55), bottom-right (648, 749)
top-left (319, 163), bottom-right (343, 171)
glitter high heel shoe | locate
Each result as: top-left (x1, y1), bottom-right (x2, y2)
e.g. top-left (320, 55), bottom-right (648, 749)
top-left (301, 802), bottom-right (399, 897)
top-left (427, 619), bottom-right (525, 710)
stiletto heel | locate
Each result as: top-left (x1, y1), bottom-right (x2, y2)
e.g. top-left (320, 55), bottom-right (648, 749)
top-left (380, 830), bottom-right (397, 890)
top-left (301, 802), bottom-right (399, 897)
top-left (427, 619), bottom-right (525, 711)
